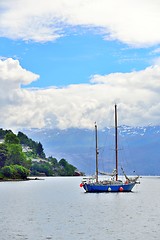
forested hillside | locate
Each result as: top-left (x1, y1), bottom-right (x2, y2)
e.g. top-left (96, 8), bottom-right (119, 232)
top-left (0, 128), bottom-right (80, 180)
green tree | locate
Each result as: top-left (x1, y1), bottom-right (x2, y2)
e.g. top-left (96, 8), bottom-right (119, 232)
top-left (1, 165), bottom-right (29, 179)
top-left (17, 131), bottom-right (30, 145)
top-left (0, 128), bottom-right (12, 139)
top-left (48, 156), bottom-right (58, 167)
top-left (5, 144), bottom-right (27, 166)
top-left (1, 165), bottom-right (15, 178)
top-left (5, 132), bottom-right (20, 144)
top-left (17, 131), bottom-right (44, 158)
top-left (36, 142), bottom-right (45, 158)
top-left (59, 158), bottom-right (68, 168)
top-left (0, 143), bottom-right (8, 168)
top-left (13, 165), bottom-right (30, 179)
top-left (59, 158), bottom-right (76, 176)
top-left (31, 162), bottom-right (53, 176)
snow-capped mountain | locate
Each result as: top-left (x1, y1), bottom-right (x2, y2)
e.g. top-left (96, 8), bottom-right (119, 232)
top-left (23, 126), bottom-right (160, 176)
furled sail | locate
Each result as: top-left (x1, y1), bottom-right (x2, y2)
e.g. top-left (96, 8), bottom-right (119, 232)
top-left (98, 169), bottom-right (117, 177)
top-left (121, 167), bottom-right (139, 183)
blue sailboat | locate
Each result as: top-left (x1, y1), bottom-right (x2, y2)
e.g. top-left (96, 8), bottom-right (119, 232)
top-left (80, 105), bottom-right (139, 193)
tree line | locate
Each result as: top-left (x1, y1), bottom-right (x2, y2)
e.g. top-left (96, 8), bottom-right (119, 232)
top-left (0, 128), bottom-right (80, 180)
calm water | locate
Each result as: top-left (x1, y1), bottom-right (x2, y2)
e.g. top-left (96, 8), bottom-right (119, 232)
top-left (0, 176), bottom-right (160, 240)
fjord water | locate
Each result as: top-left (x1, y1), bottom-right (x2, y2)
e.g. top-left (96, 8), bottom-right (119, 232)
top-left (0, 177), bottom-right (160, 240)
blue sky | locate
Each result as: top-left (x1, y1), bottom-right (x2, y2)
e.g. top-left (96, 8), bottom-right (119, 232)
top-left (0, 34), bottom-right (156, 88)
top-left (0, 0), bottom-right (160, 130)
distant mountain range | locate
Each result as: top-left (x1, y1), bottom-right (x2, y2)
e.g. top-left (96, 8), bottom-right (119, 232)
top-left (23, 125), bottom-right (160, 176)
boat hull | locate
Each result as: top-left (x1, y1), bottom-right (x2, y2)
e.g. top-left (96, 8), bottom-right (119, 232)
top-left (83, 182), bottom-right (136, 193)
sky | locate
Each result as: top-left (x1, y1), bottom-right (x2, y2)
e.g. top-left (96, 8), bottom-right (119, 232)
top-left (0, 0), bottom-right (160, 130)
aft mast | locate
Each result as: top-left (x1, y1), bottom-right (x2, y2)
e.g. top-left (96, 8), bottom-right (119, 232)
top-left (115, 104), bottom-right (118, 181)
top-left (95, 123), bottom-right (98, 183)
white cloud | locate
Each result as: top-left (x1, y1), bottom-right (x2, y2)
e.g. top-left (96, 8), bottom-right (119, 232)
top-left (0, 58), bottom-right (160, 130)
top-left (0, 58), bottom-right (39, 95)
top-left (0, 58), bottom-right (39, 127)
top-left (91, 65), bottom-right (160, 91)
top-left (152, 57), bottom-right (160, 66)
top-left (1, 0), bottom-right (160, 46)
top-left (151, 48), bottom-right (160, 55)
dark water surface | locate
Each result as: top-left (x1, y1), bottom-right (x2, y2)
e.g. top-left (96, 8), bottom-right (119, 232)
top-left (0, 176), bottom-right (160, 240)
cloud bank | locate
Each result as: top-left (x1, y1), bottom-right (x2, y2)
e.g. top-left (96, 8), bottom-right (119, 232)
top-left (1, 0), bottom-right (160, 46)
top-left (0, 58), bottom-right (160, 130)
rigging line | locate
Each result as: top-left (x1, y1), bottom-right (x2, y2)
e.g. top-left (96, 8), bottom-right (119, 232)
top-left (79, 126), bottom-right (97, 174)
top-left (118, 130), bottom-right (140, 176)
top-left (121, 134), bottom-right (134, 169)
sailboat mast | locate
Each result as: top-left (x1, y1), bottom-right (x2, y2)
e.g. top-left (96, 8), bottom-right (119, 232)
top-left (115, 104), bottom-right (118, 181)
top-left (95, 123), bottom-right (98, 183)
